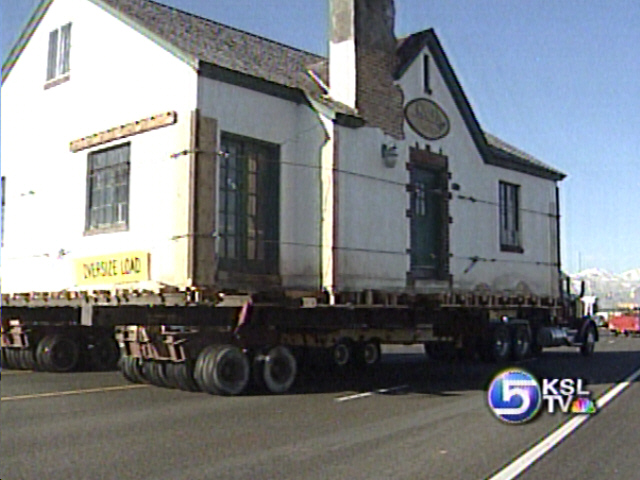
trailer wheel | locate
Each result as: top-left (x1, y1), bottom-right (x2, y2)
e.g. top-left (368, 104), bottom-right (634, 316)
top-left (357, 340), bottom-right (382, 367)
top-left (37, 335), bottom-right (80, 372)
top-left (89, 336), bottom-right (120, 371)
top-left (3, 348), bottom-right (19, 370)
top-left (170, 361), bottom-right (200, 392)
top-left (120, 356), bottom-right (145, 384)
top-left (21, 349), bottom-right (38, 370)
top-left (141, 360), bottom-right (157, 384)
top-left (256, 346), bottom-right (297, 394)
top-left (580, 325), bottom-right (596, 357)
top-left (119, 356), bottom-right (134, 383)
top-left (332, 338), bottom-right (354, 368)
top-left (194, 345), bottom-right (218, 392)
top-left (511, 326), bottom-right (532, 361)
top-left (0, 347), bottom-right (7, 369)
top-left (200, 345), bottom-right (250, 396)
top-left (487, 325), bottom-right (511, 362)
top-left (152, 362), bottom-right (173, 389)
top-left (13, 348), bottom-right (28, 370)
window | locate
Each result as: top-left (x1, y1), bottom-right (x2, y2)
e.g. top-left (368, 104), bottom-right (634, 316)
top-left (219, 134), bottom-right (279, 274)
top-left (85, 143), bottom-right (130, 233)
top-left (499, 181), bottom-right (522, 252)
top-left (46, 22), bottom-right (72, 82)
top-left (423, 54), bottom-right (432, 94)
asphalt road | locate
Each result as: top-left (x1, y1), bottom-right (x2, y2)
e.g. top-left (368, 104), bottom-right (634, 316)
top-left (2, 329), bottom-right (640, 480)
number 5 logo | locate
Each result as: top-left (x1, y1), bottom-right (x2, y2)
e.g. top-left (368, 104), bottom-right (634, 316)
top-left (494, 378), bottom-right (538, 415)
top-left (488, 369), bottom-right (542, 424)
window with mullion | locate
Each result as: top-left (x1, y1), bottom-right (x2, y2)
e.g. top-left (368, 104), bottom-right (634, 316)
top-left (499, 181), bottom-right (522, 252)
top-left (46, 22), bottom-right (72, 82)
top-left (86, 143), bottom-right (130, 233)
top-left (219, 134), bottom-right (279, 274)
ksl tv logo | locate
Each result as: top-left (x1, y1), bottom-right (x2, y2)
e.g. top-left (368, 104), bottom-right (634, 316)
top-left (487, 368), bottom-right (598, 424)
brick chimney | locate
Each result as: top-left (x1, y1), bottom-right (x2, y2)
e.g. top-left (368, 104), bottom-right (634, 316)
top-left (329, 0), bottom-right (404, 139)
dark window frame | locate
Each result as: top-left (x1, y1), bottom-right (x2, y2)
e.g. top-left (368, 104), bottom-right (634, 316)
top-left (218, 133), bottom-right (280, 275)
top-left (84, 143), bottom-right (130, 235)
top-left (499, 181), bottom-right (523, 253)
top-left (423, 54), bottom-right (432, 95)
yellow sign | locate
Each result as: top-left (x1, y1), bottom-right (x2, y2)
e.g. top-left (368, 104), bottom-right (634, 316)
top-left (75, 251), bottom-right (150, 286)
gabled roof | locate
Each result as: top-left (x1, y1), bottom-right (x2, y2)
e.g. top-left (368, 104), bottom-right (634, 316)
top-left (100, 0), bottom-right (325, 91)
top-left (484, 133), bottom-right (565, 181)
top-left (396, 29), bottom-right (565, 181)
top-left (2, 0), bottom-right (564, 180)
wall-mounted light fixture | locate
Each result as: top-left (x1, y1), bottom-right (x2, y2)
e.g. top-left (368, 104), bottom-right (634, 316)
top-left (381, 143), bottom-right (398, 168)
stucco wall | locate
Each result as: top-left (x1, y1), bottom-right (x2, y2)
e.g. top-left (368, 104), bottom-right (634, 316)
top-left (331, 41), bottom-right (560, 297)
top-left (398, 44), bottom-right (560, 296)
top-left (0, 0), bottom-right (197, 293)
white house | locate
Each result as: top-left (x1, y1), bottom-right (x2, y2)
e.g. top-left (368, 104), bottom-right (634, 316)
top-left (0, 0), bottom-right (565, 299)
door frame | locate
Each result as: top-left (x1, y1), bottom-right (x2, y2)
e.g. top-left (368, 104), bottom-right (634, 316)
top-left (407, 145), bottom-right (450, 283)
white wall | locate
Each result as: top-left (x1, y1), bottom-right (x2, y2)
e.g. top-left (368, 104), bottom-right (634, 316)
top-left (398, 45), bottom-right (560, 296)
top-left (0, 0), bottom-right (198, 293)
top-left (196, 77), bottom-right (326, 289)
top-left (335, 126), bottom-right (409, 291)
top-left (331, 42), bottom-right (560, 296)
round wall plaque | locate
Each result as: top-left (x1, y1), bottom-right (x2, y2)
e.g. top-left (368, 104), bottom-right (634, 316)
top-left (404, 98), bottom-right (450, 140)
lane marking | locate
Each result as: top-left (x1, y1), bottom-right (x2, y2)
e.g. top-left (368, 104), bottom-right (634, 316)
top-left (0, 384), bottom-right (148, 402)
top-left (335, 384), bottom-right (409, 402)
top-left (488, 365), bottom-right (640, 480)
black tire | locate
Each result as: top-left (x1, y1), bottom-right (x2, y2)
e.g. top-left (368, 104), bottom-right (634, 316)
top-left (170, 361), bottom-right (199, 392)
top-left (331, 338), bottom-right (354, 368)
top-left (4, 348), bottom-right (19, 370)
top-left (141, 360), bottom-right (157, 385)
top-left (487, 325), bottom-right (511, 362)
top-left (580, 324), bottom-right (597, 357)
top-left (35, 336), bottom-right (55, 371)
top-left (45, 335), bottom-right (81, 372)
top-left (255, 345), bottom-right (297, 394)
top-left (21, 348), bottom-right (38, 370)
top-left (125, 356), bottom-right (146, 384)
top-left (199, 345), bottom-right (250, 396)
top-left (357, 340), bottom-right (382, 367)
top-left (194, 345), bottom-right (218, 392)
top-left (14, 348), bottom-right (28, 370)
top-left (153, 361), bottom-right (173, 388)
top-left (119, 356), bottom-right (136, 383)
top-left (511, 325), bottom-right (532, 361)
top-left (89, 336), bottom-right (120, 371)
top-left (161, 362), bottom-right (180, 389)
top-left (0, 347), bottom-right (7, 370)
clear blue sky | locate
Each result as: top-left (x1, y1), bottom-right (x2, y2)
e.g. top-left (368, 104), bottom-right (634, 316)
top-left (1, 0), bottom-right (638, 274)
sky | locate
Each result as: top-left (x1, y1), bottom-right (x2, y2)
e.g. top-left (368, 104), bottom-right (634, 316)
top-left (1, 0), bottom-right (638, 274)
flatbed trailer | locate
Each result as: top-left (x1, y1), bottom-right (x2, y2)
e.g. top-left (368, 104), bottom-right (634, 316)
top-left (1, 286), bottom-right (598, 395)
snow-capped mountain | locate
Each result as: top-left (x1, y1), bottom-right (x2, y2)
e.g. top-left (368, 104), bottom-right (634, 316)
top-left (568, 268), bottom-right (640, 309)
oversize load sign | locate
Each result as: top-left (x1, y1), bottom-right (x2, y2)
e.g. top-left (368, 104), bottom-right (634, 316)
top-left (75, 251), bottom-right (150, 286)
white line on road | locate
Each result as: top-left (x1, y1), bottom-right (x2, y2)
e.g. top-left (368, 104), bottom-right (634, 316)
top-left (488, 365), bottom-right (640, 480)
top-left (335, 384), bottom-right (409, 402)
top-left (0, 384), bottom-right (149, 402)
